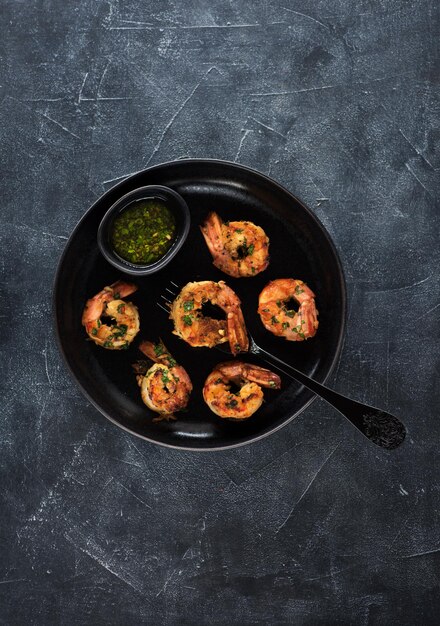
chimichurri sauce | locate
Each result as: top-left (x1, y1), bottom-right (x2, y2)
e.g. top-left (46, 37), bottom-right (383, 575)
top-left (111, 200), bottom-right (177, 264)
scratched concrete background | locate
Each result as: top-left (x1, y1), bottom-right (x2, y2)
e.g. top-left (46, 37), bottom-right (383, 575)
top-left (1, 0), bottom-right (439, 624)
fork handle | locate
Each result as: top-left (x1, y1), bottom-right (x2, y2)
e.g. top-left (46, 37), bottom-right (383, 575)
top-left (252, 344), bottom-right (406, 449)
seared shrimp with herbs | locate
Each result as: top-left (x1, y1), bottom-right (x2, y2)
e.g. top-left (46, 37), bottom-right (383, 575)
top-left (258, 278), bottom-right (318, 341)
top-left (133, 340), bottom-right (192, 421)
top-left (170, 280), bottom-right (248, 355)
top-left (200, 211), bottom-right (269, 278)
top-left (203, 361), bottom-right (281, 419)
top-left (82, 280), bottom-right (140, 349)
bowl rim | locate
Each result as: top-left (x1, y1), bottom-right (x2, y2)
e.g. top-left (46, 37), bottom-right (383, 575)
top-left (97, 184), bottom-right (191, 276)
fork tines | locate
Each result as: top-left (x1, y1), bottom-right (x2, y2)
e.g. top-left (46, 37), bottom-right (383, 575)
top-left (156, 280), bottom-right (180, 313)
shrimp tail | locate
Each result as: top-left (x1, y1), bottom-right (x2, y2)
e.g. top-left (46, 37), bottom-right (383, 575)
top-left (217, 362), bottom-right (281, 388)
top-left (139, 339), bottom-right (171, 364)
top-left (153, 414), bottom-right (177, 423)
top-left (228, 309), bottom-right (249, 355)
top-left (82, 281), bottom-right (137, 325)
top-left (218, 281), bottom-right (249, 354)
top-left (139, 340), bottom-right (158, 360)
top-left (299, 301), bottom-right (319, 338)
top-left (109, 280), bottom-right (138, 298)
top-left (82, 296), bottom-right (105, 325)
top-left (200, 212), bottom-right (225, 259)
top-left (245, 366), bottom-right (281, 389)
top-left (132, 360), bottom-right (150, 376)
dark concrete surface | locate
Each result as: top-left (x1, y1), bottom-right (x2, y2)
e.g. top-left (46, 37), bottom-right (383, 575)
top-left (1, 0), bottom-right (439, 624)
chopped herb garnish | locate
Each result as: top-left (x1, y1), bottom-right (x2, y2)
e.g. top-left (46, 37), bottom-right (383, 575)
top-left (113, 292), bottom-right (120, 299)
top-left (154, 343), bottom-right (165, 356)
top-left (269, 381), bottom-right (276, 388)
top-left (110, 200), bottom-right (176, 265)
top-left (183, 300), bottom-right (194, 312)
top-left (251, 266), bottom-right (255, 274)
top-left (104, 340), bottom-right (113, 348)
top-left (282, 322), bottom-right (290, 330)
top-left (97, 319), bottom-right (101, 328)
top-left (298, 331), bottom-right (306, 339)
top-left (122, 341), bottom-right (130, 349)
top-left (276, 300), bottom-right (281, 307)
top-left (215, 378), bottom-right (223, 384)
top-left (262, 308), bottom-right (270, 312)
top-left (271, 315), bottom-right (279, 325)
top-left (183, 315), bottom-right (193, 326)
top-left (113, 324), bottom-right (128, 337)
top-left (167, 357), bottom-right (176, 368)
top-left (117, 303), bottom-right (125, 314)
top-left (286, 310), bottom-right (295, 318)
top-left (295, 285), bottom-right (304, 295)
top-left (246, 243), bottom-right (255, 256)
top-left (226, 398), bottom-right (238, 408)
top-left (91, 327), bottom-right (98, 336)
top-left (235, 228), bottom-right (243, 233)
top-left (161, 369), bottom-right (170, 384)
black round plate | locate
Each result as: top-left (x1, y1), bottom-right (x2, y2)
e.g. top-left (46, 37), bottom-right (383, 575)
top-left (54, 159), bottom-right (346, 450)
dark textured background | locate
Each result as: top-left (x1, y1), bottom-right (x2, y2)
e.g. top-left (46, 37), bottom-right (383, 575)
top-left (1, 0), bottom-right (439, 624)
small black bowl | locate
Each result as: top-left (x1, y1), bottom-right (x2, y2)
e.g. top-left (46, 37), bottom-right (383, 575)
top-left (97, 185), bottom-right (190, 276)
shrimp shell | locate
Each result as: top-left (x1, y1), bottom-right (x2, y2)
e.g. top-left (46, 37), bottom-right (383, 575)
top-left (170, 280), bottom-right (249, 355)
top-left (203, 361), bottom-right (281, 419)
top-left (82, 280), bottom-right (140, 349)
top-left (200, 212), bottom-right (269, 278)
top-left (258, 278), bottom-right (318, 341)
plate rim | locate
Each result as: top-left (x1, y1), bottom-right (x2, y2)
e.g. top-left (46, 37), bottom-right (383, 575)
top-left (53, 158), bottom-right (347, 451)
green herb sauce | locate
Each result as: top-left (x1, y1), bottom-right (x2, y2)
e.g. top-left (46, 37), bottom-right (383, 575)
top-left (111, 200), bottom-right (176, 264)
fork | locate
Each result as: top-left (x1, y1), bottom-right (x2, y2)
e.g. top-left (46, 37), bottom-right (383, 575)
top-left (158, 282), bottom-right (406, 450)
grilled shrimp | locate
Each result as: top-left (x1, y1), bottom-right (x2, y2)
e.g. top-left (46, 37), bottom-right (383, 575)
top-left (258, 278), bottom-right (318, 341)
top-left (170, 280), bottom-right (248, 355)
top-left (200, 211), bottom-right (269, 278)
top-left (133, 340), bottom-right (192, 421)
top-left (82, 280), bottom-right (140, 349)
top-left (203, 361), bottom-right (281, 419)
